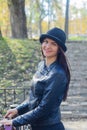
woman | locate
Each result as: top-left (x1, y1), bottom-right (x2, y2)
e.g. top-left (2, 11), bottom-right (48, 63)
top-left (0, 27), bottom-right (70, 130)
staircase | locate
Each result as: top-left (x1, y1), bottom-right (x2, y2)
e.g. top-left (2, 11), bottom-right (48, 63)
top-left (61, 41), bottom-right (87, 120)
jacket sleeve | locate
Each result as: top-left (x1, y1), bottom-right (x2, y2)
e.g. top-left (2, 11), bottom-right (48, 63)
top-left (12, 72), bottom-right (67, 126)
top-left (16, 102), bottom-right (29, 115)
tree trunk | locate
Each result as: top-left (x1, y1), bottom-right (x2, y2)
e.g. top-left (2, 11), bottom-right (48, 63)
top-left (0, 27), bottom-right (2, 38)
top-left (38, 16), bottom-right (42, 35)
top-left (65, 0), bottom-right (70, 40)
top-left (7, 0), bottom-right (28, 38)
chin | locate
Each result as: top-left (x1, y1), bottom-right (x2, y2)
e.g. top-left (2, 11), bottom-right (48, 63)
top-left (45, 55), bottom-right (53, 58)
top-left (44, 53), bottom-right (52, 57)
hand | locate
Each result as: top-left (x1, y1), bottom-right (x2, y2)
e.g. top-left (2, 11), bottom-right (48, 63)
top-left (0, 118), bottom-right (12, 126)
top-left (4, 108), bottom-right (18, 119)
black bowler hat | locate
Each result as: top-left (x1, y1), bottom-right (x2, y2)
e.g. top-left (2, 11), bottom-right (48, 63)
top-left (39, 27), bottom-right (67, 52)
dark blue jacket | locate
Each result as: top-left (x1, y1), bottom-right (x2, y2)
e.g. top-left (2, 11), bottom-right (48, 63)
top-left (12, 60), bottom-right (67, 127)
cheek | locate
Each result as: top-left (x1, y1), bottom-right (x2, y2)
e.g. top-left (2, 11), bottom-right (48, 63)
top-left (54, 47), bottom-right (59, 54)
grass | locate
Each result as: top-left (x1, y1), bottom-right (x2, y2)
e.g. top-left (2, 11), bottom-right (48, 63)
top-left (0, 38), bottom-right (41, 88)
top-left (0, 36), bottom-right (87, 88)
top-left (69, 36), bottom-right (87, 41)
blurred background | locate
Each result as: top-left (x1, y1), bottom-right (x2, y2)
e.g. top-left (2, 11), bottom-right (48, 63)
top-left (0, 0), bottom-right (87, 40)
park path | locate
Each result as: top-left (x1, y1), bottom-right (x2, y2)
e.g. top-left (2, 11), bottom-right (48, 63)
top-left (63, 120), bottom-right (87, 130)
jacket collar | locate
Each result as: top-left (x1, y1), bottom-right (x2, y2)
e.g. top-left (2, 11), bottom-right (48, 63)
top-left (44, 60), bottom-right (58, 72)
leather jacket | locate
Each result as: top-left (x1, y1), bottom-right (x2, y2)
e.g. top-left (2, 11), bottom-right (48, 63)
top-left (12, 60), bottom-right (67, 127)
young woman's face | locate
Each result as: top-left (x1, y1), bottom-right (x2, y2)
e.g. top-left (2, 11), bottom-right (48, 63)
top-left (41, 38), bottom-right (59, 58)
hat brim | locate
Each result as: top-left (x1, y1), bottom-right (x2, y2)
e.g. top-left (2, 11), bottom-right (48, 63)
top-left (39, 34), bottom-right (67, 52)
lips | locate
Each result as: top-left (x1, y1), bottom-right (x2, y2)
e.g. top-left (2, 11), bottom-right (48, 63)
top-left (44, 49), bottom-right (52, 53)
top-left (46, 51), bottom-right (52, 53)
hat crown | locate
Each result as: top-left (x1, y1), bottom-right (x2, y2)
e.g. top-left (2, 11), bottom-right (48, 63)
top-left (47, 27), bottom-right (66, 44)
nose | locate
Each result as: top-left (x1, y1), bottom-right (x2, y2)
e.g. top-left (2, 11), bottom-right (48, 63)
top-left (46, 42), bottom-right (51, 48)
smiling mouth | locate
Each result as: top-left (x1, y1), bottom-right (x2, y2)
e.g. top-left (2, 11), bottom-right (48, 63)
top-left (44, 50), bottom-right (52, 52)
top-left (45, 51), bottom-right (52, 53)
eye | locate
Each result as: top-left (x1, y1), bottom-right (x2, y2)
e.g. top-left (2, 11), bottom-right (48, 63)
top-left (51, 42), bottom-right (57, 46)
top-left (43, 40), bottom-right (48, 43)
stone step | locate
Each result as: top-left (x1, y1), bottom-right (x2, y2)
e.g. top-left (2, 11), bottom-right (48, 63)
top-left (62, 97), bottom-right (87, 104)
top-left (61, 102), bottom-right (87, 109)
top-left (61, 110), bottom-right (87, 119)
top-left (67, 96), bottom-right (87, 102)
top-left (61, 101), bottom-right (87, 119)
top-left (68, 90), bottom-right (87, 96)
top-left (69, 88), bottom-right (87, 92)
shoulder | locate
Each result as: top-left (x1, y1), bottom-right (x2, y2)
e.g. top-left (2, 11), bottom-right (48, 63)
top-left (50, 63), bottom-right (67, 84)
top-left (53, 63), bottom-right (66, 77)
top-left (46, 63), bottom-right (67, 84)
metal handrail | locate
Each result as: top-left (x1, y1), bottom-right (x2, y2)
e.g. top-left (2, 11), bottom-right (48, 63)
top-left (0, 88), bottom-right (29, 107)
top-left (0, 88), bottom-right (32, 130)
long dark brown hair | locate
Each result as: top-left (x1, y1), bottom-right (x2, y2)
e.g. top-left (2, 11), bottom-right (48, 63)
top-left (58, 48), bottom-right (71, 101)
top-left (41, 46), bottom-right (71, 101)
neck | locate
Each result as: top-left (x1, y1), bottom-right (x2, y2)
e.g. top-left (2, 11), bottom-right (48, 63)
top-left (45, 57), bottom-right (57, 67)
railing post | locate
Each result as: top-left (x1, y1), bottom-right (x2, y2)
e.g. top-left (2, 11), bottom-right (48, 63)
top-left (24, 88), bottom-right (25, 100)
top-left (13, 89), bottom-right (16, 103)
top-left (4, 89), bottom-right (7, 107)
top-left (0, 88), bottom-right (29, 109)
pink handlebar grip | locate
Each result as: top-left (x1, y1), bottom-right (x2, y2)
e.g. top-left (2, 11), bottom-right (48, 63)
top-left (4, 125), bottom-right (12, 130)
